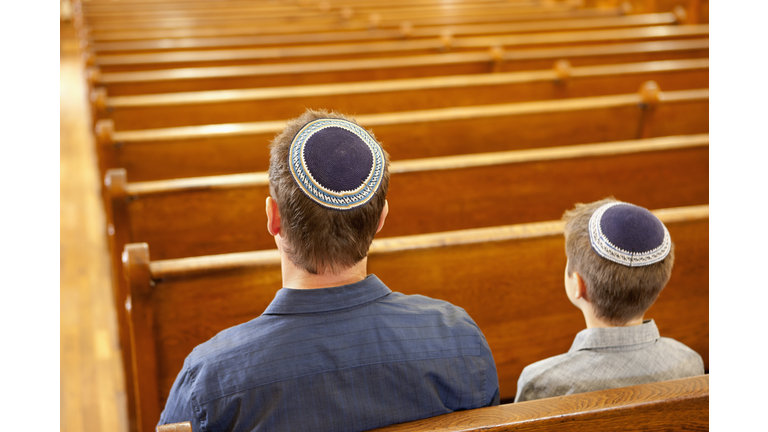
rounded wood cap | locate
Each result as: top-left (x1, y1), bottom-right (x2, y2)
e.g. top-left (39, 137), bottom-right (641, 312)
top-left (368, 13), bottom-right (382, 29)
top-left (673, 6), bottom-right (688, 24)
top-left (95, 119), bottom-right (115, 146)
top-left (90, 87), bottom-right (108, 113)
top-left (554, 59), bottom-right (573, 82)
top-left (340, 7), bottom-right (353, 20)
top-left (400, 21), bottom-right (414, 38)
top-left (439, 31), bottom-right (454, 51)
top-left (318, 1), bottom-right (331, 12)
top-left (639, 81), bottom-right (662, 107)
top-left (489, 45), bottom-right (505, 62)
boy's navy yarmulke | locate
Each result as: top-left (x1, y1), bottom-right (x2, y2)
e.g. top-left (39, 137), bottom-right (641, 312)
top-left (289, 118), bottom-right (385, 210)
top-left (588, 202), bottom-right (671, 267)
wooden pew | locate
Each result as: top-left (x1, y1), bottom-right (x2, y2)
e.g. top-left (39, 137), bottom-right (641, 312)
top-left (369, 375), bottom-right (709, 431)
top-left (87, 38), bottom-right (709, 96)
top-left (84, 7), bottom-right (627, 43)
top-left (87, 25), bottom-right (707, 91)
top-left (123, 205), bottom-right (709, 432)
top-left (90, 13), bottom-right (682, 62)
top-left (95, 86), bottom-right (709, 180)
top-left (95, 58), bottom-right (708, 131)
top-left (79, 1), bottom-right (581, 34)
top-left (106, 135), bottom-right (707, 425)
top-left (156, 375), bottom-right (709, 432)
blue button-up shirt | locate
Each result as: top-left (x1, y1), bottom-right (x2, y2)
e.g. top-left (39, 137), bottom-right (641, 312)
top-left (159, 275), bottom-right (499, 432)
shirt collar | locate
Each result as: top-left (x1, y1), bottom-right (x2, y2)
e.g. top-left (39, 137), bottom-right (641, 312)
top-left (263, 274), bottom-right (392, 315)
top-left (568, 319), bottom-right (660, 352)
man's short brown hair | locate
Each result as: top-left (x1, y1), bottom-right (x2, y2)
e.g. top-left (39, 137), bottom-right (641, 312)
top-left (563, 198), bottom-right (675, 325)
top-left (268, 109), bottom-right (390, 275)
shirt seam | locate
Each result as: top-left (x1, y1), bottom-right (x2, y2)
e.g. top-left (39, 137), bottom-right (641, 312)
top-left (198, 353), bottom-right (486, 405)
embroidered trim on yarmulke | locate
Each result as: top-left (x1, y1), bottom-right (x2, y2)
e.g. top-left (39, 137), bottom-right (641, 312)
top-left (588, 202), bottom-right (671, 267)
top-left (289, 118), bottom-right (385, 211)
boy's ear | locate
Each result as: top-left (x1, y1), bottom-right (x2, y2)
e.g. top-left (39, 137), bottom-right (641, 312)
top-left (573, 272), bottom-right (589, 301)
top-left (266, 197), bottom-right (281, 236)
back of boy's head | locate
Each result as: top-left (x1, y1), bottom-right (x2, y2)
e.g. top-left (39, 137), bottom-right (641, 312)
top-left (562, 198), bottom-right (675, 326)
top-left (268, 109), bottom-right (390, 275)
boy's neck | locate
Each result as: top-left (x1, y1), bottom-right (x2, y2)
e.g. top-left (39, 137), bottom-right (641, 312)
top-left (582, 307), bottom-right (644, 329)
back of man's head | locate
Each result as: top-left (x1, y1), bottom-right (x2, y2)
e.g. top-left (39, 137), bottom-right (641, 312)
top-left (268, 109), bottom-right (390, 275)
top-left (562, 198), bottom-right (675, 326)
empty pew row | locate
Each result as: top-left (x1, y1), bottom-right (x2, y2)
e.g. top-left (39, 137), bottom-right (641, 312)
top-left (95, 86), bottom-right (709, 181)
top-left (83, 7), bottom-right (628, 42)
top-left (89, 13), bottom-right (683, 59)
top-left (86, 24), bottom-right (707, 76)
top-left (157, 376), bottom-right (709, 432)
top-left (87, 38), bottom-right (709, 95)
top-left (105, 134), bottom-right (707, 429)
top-left (77, 0), bottom-right (580, 28)
top-left (95, 58), bottom-right (708, 131)
top-left (123, 205), bottom-right (709, 432)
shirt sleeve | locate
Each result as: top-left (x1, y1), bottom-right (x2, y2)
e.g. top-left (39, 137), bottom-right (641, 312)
top-left (158, 355), bottom-right (199, 429)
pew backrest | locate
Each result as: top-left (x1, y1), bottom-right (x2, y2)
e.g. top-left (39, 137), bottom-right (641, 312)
top-left (155, 375), bottom-right (709, 432)
top-left (123, 205), bottom-right (709, 432)
top-left (367, 375), bottom-right (709, 431)
top-left (97, 58), bottom-right (709, 130)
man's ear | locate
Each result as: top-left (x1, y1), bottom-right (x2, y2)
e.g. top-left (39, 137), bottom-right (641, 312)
top-left (573, 272), bottom-right (589, 302)
top-left (376, 200), bottom-right (389, 234)
top-left (266, 196), bottom-right (281, 236)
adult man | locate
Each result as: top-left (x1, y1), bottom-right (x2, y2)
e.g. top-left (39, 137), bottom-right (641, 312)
top-left (158, 109), bottom-right (500, 432)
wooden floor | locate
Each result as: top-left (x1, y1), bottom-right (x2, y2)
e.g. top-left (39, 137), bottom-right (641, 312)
top-left (61, 19), bottom-right (129, 432)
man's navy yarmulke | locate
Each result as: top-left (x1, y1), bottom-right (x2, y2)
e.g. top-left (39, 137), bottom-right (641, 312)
top-left (588, 202), bottom-right (671, 267)
top-left (289, 118), bottom-right (385, 210)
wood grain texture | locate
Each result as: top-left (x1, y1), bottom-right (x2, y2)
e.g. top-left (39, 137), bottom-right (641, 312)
top-left (103, 88), bottom-right (708, 181)
top-left (156, 421), bottom-right (192, 432)
top-left (123, 206), bottom-right (707, 423)
top-left (108, 135), bottom-right (707, 261)
top-left (61, 22), bottom-right (132, 432)
top-left (87, 8), bottom-right (625, 42)
top-left (366, 375), bottom-right (709, 431)
top-left (100, 59), bottom-right (708, 131)
top-left (94, 26), bottom-right (707, 95)
top-left (93, 13), bottom-right (678, 64)
top-left (124, 243), bottom-right (161, 432)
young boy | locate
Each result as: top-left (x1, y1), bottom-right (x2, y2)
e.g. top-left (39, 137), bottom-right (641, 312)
top-left (514, 198), bottom-right (704, 402)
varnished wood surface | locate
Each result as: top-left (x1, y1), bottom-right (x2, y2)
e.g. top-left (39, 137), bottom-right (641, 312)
top-left (155, 422), bottom-right (192, 432)
top-left (100, 59), bottom-right (708, 130)
top-left (152, 375), bottom-right (708, 432)
top-left (92, 13), bottom-right (679, 59)
top-left (87, 8), bottom-right (625, 42)
top-left (108, 135), bottom-right (708, 260)
top-left (366, 375), bottom-right (709, 431)
top-left (60, 24), bottom-right (130, 432)
top-left (100, 88), bottom-right (708, 181)
top-left (92, 25), bottom-right (708, 95)
top-left (81, 3), bottom-right (580, 32)
top-left (92, 38), bottom-right (709, 96)
top-left (123, 206), bottom-right (708, 426)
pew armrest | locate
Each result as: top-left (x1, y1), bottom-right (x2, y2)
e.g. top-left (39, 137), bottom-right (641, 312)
top-left (156, 421), bottom-right (192, 432)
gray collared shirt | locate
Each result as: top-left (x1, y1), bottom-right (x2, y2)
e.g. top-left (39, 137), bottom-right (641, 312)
top-left (514, 319), bottom-right (704, 402)
top-left (159, 274), bottom-right (499, 432)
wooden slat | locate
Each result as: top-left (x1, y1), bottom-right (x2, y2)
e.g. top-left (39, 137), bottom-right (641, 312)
top-left (86, 8), bottom-right (625, 42)
top-left (367, 375), bottom-right (709, 431)
top-left (124, 205), bottom-right (707, 426)
top-left (108, 134), bottom-right (707, 259)
top-left (91, 38), bottom-right (709, 95)
top-left (98, 88), bottom-right (708, 180)
top-left (99, 59), bottom-right (708, 130)
top-left (91, 25), bottom-right (708, 84)
top-left (92, 13), bottom-right (679, 58)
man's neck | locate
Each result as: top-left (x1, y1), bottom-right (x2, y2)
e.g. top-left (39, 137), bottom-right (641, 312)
top-left (281, 254), bottom-right (369, 289)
